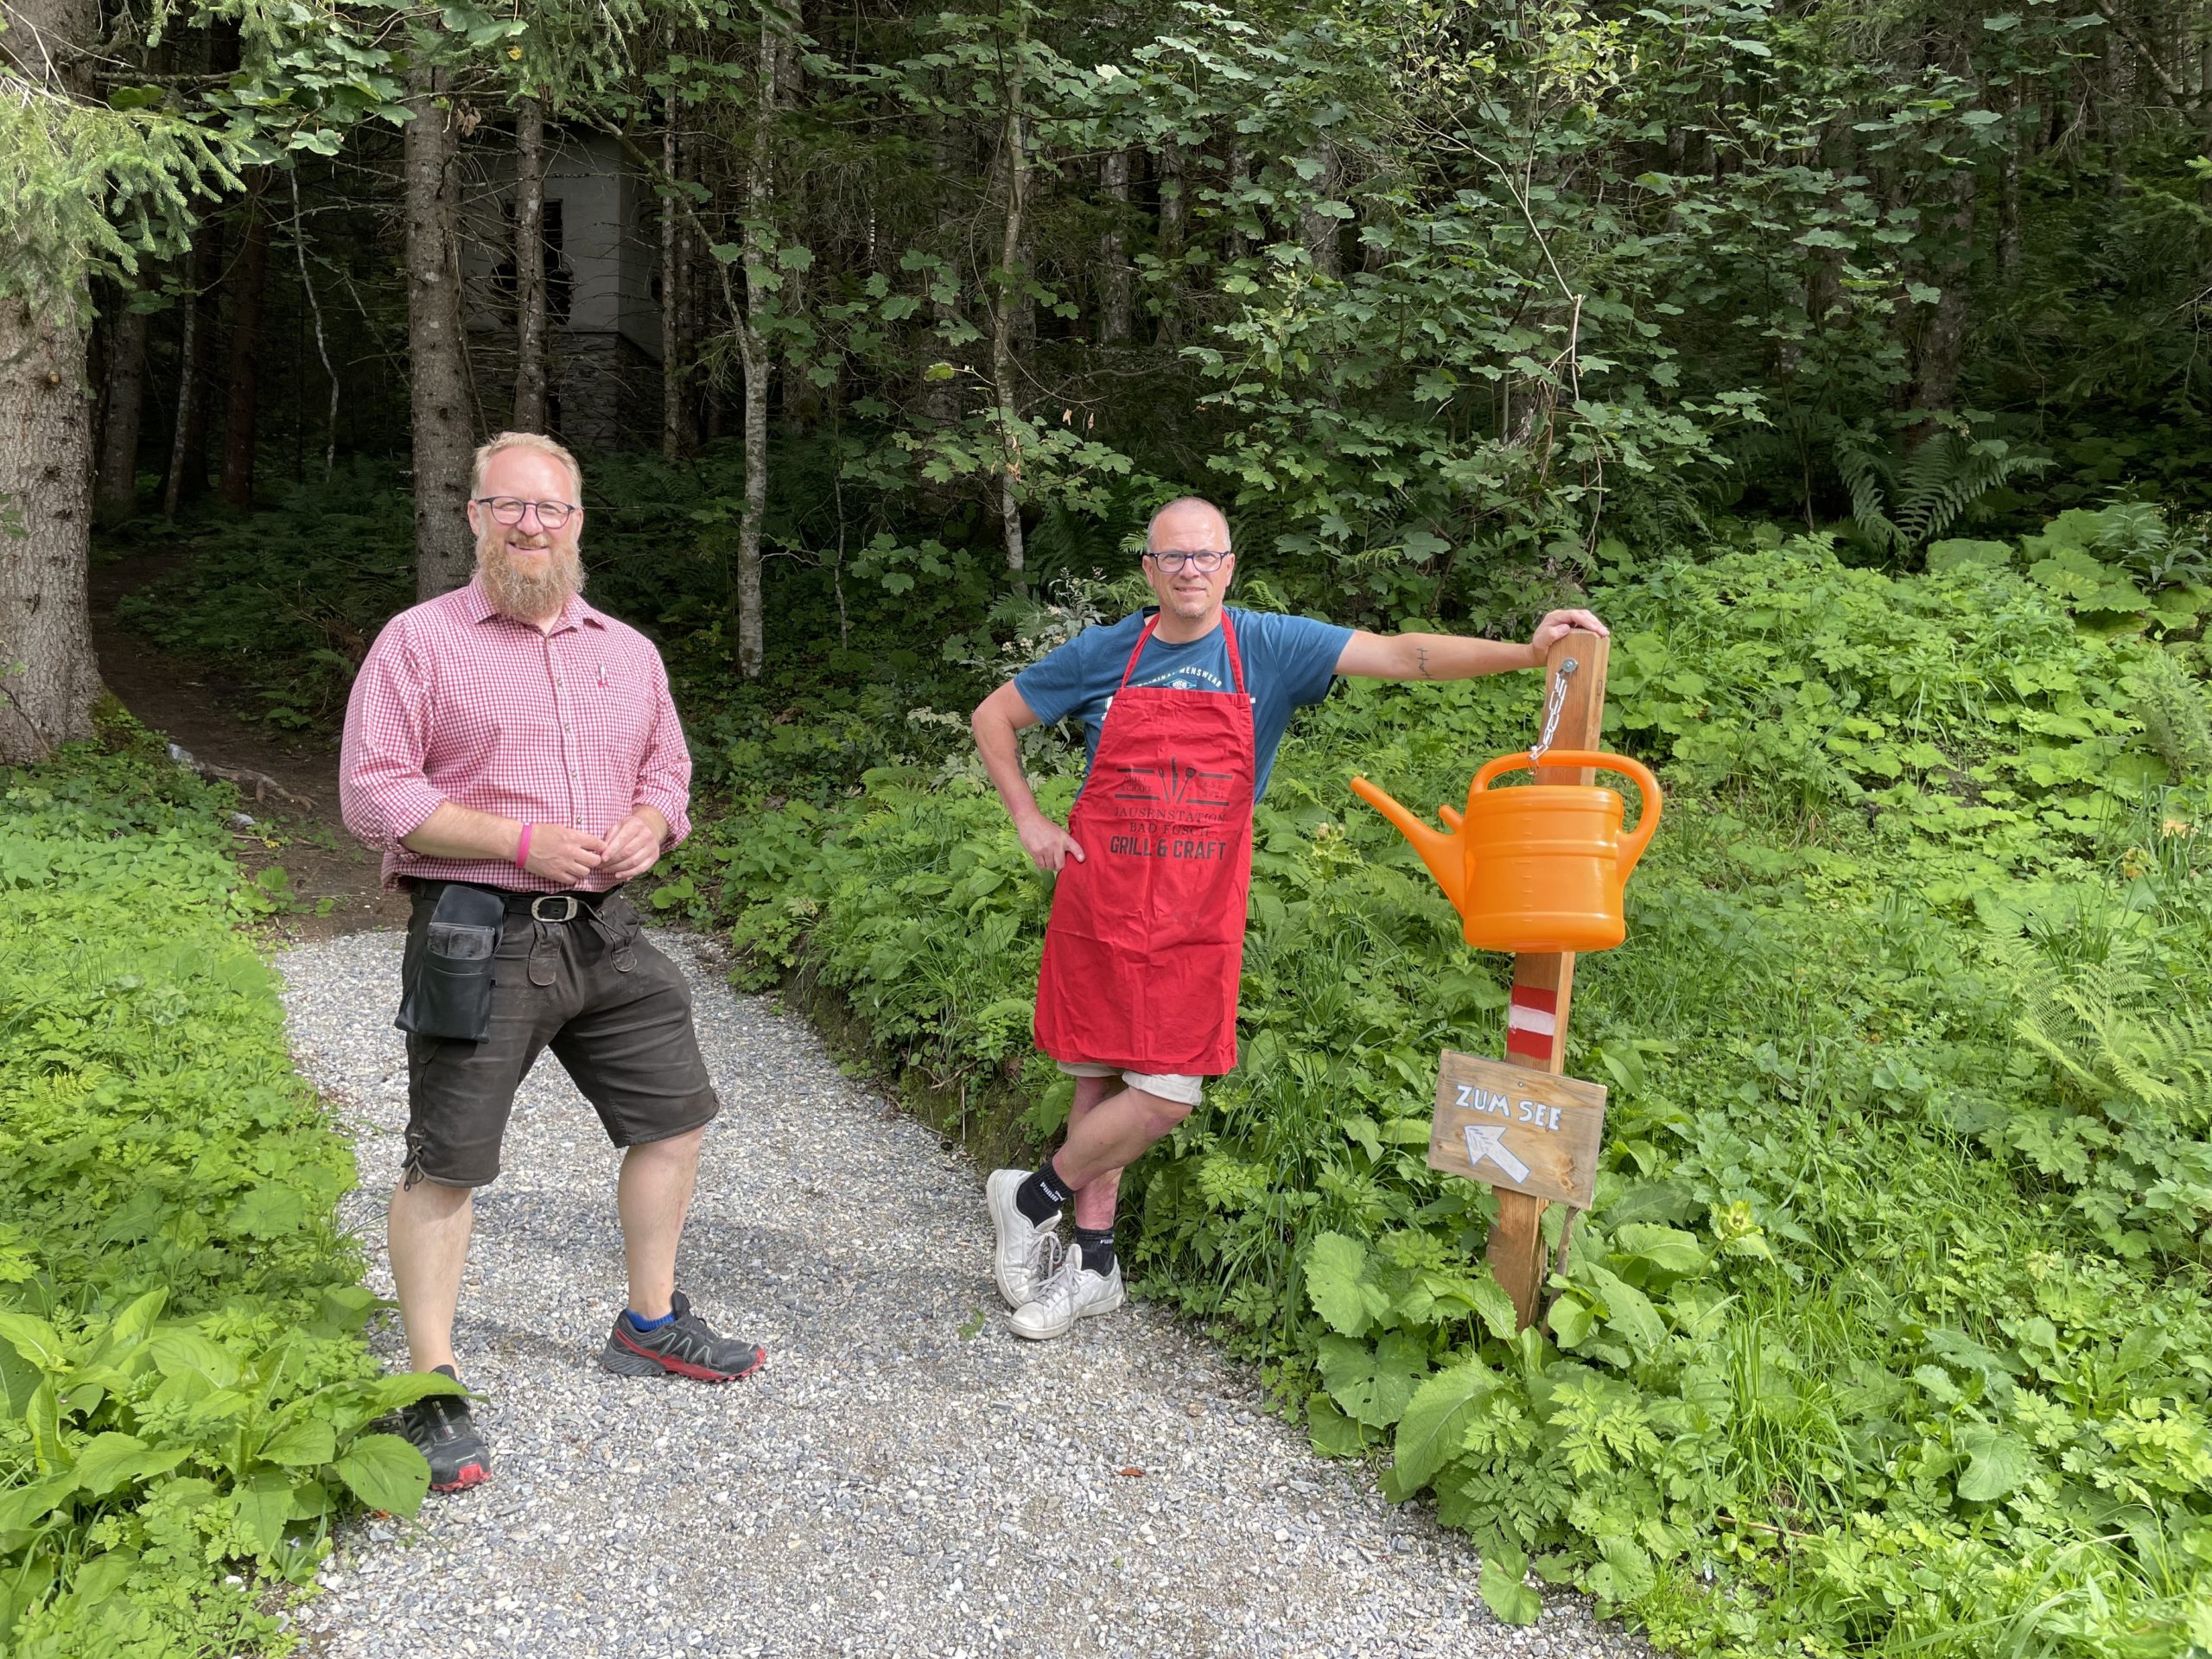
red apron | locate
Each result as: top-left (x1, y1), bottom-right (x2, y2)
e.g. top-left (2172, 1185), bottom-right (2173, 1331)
top-left (1033, 612), bottom-right (1256, 1075)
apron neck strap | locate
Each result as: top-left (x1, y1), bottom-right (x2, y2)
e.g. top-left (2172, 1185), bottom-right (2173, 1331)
top-left (1116, 609), bottom-right (1247, 696)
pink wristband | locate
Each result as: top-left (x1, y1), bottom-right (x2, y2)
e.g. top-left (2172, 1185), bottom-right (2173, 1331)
top-left (514, 823), bottom-right (534, 869)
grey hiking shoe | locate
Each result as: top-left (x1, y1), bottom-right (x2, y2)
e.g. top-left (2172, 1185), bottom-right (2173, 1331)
top-left (599, 1291), bottom-right (766, 1382)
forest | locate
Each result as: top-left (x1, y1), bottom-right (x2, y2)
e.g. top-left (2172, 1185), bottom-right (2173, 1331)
top-left (5, 0), bottom-right (2212, 1653)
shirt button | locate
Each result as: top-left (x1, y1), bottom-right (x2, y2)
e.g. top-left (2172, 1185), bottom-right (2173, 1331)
top-left (563, 722), bottom-right (572, 732)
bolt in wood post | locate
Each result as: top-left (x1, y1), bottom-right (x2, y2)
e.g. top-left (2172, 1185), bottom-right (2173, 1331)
top-left (1486, 629), bottom-right (1610, 1330)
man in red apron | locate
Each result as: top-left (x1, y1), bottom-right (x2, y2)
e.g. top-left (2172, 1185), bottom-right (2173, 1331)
top-left (969, 497), bottom-right (1605, 1338)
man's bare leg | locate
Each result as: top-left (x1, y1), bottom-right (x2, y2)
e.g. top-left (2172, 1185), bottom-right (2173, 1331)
top-left (388, 1178), bottom-right (475, 1374)
top-left (1064, 1073), bottom-right (1122, 1230)
top-left (615, 1125), bottom-right (707, 1320)
top-left (1052, 1084), bottom-right (1193, 1191)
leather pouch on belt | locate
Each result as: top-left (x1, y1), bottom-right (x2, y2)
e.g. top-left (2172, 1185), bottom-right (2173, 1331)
top-left (395, 885), bottom-right (507, 1040)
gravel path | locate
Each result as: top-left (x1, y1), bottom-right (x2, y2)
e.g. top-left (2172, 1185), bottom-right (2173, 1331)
top-left (280, 929), bottom-right (1645, 1659)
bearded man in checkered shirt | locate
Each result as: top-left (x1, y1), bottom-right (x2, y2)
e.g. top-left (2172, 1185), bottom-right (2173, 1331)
top-left (340, 432), bottom-right (764, 1493)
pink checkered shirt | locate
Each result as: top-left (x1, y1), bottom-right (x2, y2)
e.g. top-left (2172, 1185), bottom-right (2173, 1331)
top-left (340, 579), bottom-right (694, 893)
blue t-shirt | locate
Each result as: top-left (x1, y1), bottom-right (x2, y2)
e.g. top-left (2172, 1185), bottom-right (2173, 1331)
top-left (1014, 607), bottom-right (1353, 802)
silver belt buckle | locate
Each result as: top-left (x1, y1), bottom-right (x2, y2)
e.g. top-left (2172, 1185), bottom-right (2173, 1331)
top-left (530, 893), bottom-right (581, 923)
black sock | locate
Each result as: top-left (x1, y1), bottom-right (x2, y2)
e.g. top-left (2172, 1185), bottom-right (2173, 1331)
top-left (1075, 1227), bottom-right (1117, 1276)
top-left (1016, 1158), bottom-right (1072, 1224)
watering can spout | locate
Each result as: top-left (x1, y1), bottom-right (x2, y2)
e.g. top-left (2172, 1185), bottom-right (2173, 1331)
top-left (1350, 777), bottom-right (1466, 908)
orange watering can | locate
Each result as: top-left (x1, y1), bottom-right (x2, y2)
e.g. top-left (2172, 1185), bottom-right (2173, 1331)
top-left (1351, 749), bottom-right (1662, 953)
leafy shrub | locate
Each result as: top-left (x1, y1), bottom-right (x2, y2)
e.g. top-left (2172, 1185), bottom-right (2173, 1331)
top-left (0, 739), bottom-right (442, 1657)
top-left (671, 535), bottom-right (2212, 1656)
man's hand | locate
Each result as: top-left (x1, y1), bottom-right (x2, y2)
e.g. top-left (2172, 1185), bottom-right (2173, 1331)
top-left (596, 807), bottom-right (670, 883)
top-left (1530, 608), bottom-right (1609, 656)
top-left (1015, 812), bottom-right (1086, 874)
top-left (524, 823), bottom-right (607, 886)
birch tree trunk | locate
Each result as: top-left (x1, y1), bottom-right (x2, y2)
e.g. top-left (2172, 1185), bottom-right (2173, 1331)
top-left (733, 17), bottom-right (776, 677)
top-left (989, 4), bottom-right (1029, 574)
top-left (512, 92), bottom-right (550, 432)
top-left (220, 180), bottom-right (271, 508)
top-left (95, 283), bottom-right (150, 527)
top-left (1098, 149), bottom-right (1131, 344)
top-left (405, 59), bottom-right (475, 598)
top-left (0, 0), bottom-right (104, 761)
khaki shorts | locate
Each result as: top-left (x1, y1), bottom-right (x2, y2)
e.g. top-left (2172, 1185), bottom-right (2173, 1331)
top-left (1056, 1060), bottom-right (1203, 1107)
top-left (401, 887), bottom-right (720, 1188)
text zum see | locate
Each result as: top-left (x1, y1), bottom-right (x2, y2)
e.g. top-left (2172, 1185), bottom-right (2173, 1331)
top-left (1456, 1084), bottom-right (1564, 1133)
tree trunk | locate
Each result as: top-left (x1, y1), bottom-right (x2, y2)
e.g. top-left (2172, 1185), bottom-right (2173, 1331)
top-left (1909, 166), bottom-right (1979, 440)
top-left (989, 5), bottom-right (1029, 574)
top-left (512, 92), bottom-right (550, 432)
top-left (1098, 149), bottom-right (1132, 345)
top-left (1299, 140), bottom-right (1341, 279)
top-left (734, 18), bottom-right (775, 677)
top-left (405, 60), bottom-right (475, 598)
top-left (1999, 95), bottom-right (2024, 288)
top-left (162, 219), bottom-right (223, 515)
top-left (661, 92), bottom-right (687, 463)
top-left (220, 178), bottom-right (272, 508)
top-left (0, 0), bottom-right (104, 761)
top-left (95, 282), bottom-right (150, 527)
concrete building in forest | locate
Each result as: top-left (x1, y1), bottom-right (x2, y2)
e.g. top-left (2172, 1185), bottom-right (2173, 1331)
top-left (457, 127), bottom-right (666, 449)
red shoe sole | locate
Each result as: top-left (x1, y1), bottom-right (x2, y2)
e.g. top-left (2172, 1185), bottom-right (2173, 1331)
top-left (610, 1326), bottom-right (769, 1382)
top-left (430, 1461), bottom-right (489, 1492)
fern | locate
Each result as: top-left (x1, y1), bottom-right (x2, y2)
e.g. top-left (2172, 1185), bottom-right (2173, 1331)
top-left (1834, 428), bottom-right (2048, 556)
top-left (2000, 939), bottom-right (2212, 1129)
top-left (2128, 651), bottom-right (2212, 781)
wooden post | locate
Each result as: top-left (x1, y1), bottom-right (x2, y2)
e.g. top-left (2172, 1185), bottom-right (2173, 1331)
top-left (1485, 629), bottom-right (1610, 1330)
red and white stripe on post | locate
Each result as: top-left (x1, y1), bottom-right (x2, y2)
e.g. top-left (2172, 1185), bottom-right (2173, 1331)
top-left (1505, 986), bottom-right (1559, 1064)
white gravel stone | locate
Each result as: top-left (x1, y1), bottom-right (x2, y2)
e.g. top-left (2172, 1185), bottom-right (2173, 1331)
top-left (278, 928), bottom-right (1649, 1659)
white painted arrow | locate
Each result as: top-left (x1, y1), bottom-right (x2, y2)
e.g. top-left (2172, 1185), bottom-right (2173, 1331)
top-left (1464, 1124), bottom-right (1531, 1184)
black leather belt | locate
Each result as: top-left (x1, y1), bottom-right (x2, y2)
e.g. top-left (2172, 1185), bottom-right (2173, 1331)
top-left (410, 879), bottom-right (625, 924)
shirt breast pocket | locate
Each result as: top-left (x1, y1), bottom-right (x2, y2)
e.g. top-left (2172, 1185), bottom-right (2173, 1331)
top-left (585, 679), bottom-right (656, 768)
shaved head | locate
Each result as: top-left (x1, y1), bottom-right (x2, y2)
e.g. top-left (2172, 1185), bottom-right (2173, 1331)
top-left (1145, 497), bottom-right (1231, 554)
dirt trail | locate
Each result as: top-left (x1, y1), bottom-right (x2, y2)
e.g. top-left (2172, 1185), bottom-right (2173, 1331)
top-left (89, 549), bottom-right (408, 940)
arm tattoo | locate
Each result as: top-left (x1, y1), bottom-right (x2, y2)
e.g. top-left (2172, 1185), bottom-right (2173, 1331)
top-left (1414, 645), bottom-right (1433, 681)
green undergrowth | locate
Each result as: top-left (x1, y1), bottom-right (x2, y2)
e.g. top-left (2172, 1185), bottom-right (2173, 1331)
top-left (0, 730), bottom-right (448, 1659)
top-left (664, 535), bottom-right (2212, 1656)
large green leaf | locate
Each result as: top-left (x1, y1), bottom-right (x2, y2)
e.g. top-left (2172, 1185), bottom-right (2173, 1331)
top-left (1319, 1332), bottom-right (1427, 1427)
top-left (1586, 1265), bottom-right (1668, 1357)
top-left (233, 1470), bottom-right (296, 1557)
top-left (332, 1433), bottom-right (431, 1517)
top-left (0, 1475), bottom-right (78, 1536)
top-left (0, 1313), bottom-right (66, 1373)
top-left (258, 1417), bottom-right (338, 1467)
top-left (1955, 1426), bottom-right (2039, 1502)
top-left (1479, 1544), bottom-right (1541, 1624)
top-left (73, 1432), bottom-right (189, 1497)
top-left (1391, 1358), bottom-right (1502, 1491)
top-left (1304, 1232), bottom-right (1390, 1338)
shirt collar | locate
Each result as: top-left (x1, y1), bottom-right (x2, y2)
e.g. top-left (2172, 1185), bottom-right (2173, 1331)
top-left (461, 576), bottom-right (607, 636)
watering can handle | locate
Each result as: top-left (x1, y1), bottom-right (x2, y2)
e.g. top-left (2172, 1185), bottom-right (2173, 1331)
top-left (1470, 749), bottom-right (1665, 880)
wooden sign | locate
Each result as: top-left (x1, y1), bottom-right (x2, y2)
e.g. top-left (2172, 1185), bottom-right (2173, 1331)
top-left (1429, 1051), bottom-right (1607, 1210)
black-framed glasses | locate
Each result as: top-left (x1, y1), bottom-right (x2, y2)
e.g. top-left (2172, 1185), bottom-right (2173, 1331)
top-left (474, 495), bottom-right (578, 530)
top-left (1147, 548), bottom-right (1229, 574)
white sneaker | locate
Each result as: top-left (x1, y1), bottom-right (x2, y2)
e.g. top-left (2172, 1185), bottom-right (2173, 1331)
top-left (1008, 1243), bottom-right (1124, 1340)
top-left (987, 1168), bottom-right (1060, 1309)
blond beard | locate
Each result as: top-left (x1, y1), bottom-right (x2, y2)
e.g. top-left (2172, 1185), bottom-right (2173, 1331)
top-left (477, 528), bottom-right (585, 621)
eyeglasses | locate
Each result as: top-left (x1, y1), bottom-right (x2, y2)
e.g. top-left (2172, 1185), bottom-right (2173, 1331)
top-left (474, 496), bottom-right (578, 530)
top-left (1147, 549), bottom-right (1229, 574)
